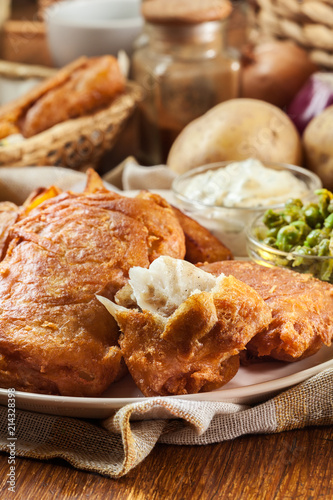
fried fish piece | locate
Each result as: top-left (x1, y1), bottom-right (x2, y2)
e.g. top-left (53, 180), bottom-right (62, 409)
top-left (105, 191), bottom-right (186, 262)
top-left (171, 205), bottom-right (233, 264)
top-left (200, 260), bottom-right (333, 362)
top-left (0, 201), bottom-right (20, 259)
top-left (99, 256), bottom-right (272, 396)
top-left (136, 191), bottom-right (233, 263)
top-left (0, 182), bottom-right (185, 396)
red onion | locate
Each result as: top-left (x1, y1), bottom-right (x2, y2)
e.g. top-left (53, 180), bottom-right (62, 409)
top-left (287, 73), bottom-right (333, 135)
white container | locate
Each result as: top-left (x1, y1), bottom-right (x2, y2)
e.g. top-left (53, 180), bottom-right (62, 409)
top-left (45, 0), bottom-right (143, 67)
top-left (172, 160), bottom-right (322, 257)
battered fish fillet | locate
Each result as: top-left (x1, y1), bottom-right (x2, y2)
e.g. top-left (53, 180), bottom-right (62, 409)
top-left (0, 202), bottom-right (20, 259)
top-left (136, 191), bottom-right (233, 263)
top-left (170, 205), bottom-right (233, 264)
top-left (0, 184), bottom-right (185, 396)
top-left (99, 256), bottom-right (272, 396)
top-left (200, 261), bottom-right (333, 362)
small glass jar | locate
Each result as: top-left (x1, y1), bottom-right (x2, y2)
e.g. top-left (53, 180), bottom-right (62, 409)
top-left (227, 0), bottom-right (249, 50)
top-left (132, 0), bottom-right (241, 165)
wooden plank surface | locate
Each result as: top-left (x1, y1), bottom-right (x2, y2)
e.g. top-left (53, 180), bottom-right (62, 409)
top-left (0, 426), bottom-right (332, 499)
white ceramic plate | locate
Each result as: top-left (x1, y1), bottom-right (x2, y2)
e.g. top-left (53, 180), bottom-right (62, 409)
top-left (0, 345), bottom-right (331, 419)
top-left (0, 181), bottom-right (332, 419)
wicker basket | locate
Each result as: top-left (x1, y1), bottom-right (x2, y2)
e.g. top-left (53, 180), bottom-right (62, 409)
top-left (0, 81), bottom-right (143, 171)
top-left (250, 0), bottom-right (333, 69)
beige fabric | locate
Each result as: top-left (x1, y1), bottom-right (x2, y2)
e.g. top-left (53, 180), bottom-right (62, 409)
top-left (0, 369), bottom-right (332, 478)
top-left (102, 157), bottom-right (176, 191)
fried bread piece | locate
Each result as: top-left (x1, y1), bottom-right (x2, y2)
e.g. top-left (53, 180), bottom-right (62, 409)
top-left (0, 55), bottom-right (125, 139)
top-left (200, 261), bottom-right (333, 362)
top-left (99, 256), bottom-right (272, 396)
top-left (0, 121), bottom-right (20, 140)
top-left (0, 183), bottom-right (185, 396)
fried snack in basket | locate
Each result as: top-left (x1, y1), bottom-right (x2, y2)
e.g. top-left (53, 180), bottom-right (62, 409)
top-left (200, 260), bottom-right (333, 362)
top-left (0, 57), bottom-right (141, 171)
top-left (98, 256), bottom-right (272, 397)
top-left (0, 55), bottom-right (125, 139)
top-left (0, 201), bottom-right (20, 259)
top-left (0, 171), bottom-right (186, 397)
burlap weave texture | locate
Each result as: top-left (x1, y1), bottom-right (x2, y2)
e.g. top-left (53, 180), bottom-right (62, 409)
top-left (0, 369), bottom-right (332, 478)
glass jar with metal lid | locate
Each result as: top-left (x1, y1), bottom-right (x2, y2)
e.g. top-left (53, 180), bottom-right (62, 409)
top-left (132, 0), bottom-right (241, 165)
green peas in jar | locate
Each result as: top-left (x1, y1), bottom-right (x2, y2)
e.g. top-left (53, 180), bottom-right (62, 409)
top-left (254, 188), bottom-right (333, 282)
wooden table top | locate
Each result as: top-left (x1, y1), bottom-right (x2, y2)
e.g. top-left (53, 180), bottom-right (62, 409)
top-left (0, 425), bottom-right (332, 499)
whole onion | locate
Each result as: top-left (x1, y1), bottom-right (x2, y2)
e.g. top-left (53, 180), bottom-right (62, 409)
top-left (241, 41), bottom-right (318, 109)
top-left (287, 73), bottom-right (333, 135)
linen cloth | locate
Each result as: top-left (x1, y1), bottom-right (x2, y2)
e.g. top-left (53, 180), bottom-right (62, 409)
top-left (0, 369), bottom-right (332, 478)
top-left (0, 163), bottom-right (332, 478)
top-left (102, 156), bottom-right (177, 191)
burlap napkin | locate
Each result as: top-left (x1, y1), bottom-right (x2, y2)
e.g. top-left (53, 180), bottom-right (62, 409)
top-left (0, 369), bottom-right (332, 478)
top-left (102, 156), bottom-right (176, 191)
top-left (0, 164), bottom-right (332, 478)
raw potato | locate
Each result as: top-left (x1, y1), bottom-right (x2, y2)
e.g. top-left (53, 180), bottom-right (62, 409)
top-left (303, 105), bottom-right (333, 191)
top-left (167, 98), bottom-right (303, 175)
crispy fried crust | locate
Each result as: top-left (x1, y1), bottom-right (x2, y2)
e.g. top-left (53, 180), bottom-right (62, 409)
top-left (171, 205), bottom-right (233, 264)
top-left (0, 189), bottom-right (185, 396)
top-left (113, 275), bottom-right (271, 396)
top-left (0, 56), bottom-right (125, 139)
top-left (0, 202), bottom-right (20, 259)
top-left (108, 192), bottom-right (186, 262)
top-left (200, 261), bottom-right (333, 362)
top-left (136, 191), bottom-right (233, 264)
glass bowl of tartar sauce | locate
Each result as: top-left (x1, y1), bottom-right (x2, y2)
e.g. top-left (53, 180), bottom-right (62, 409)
top-left (171, 158), bottom-right (322, 257)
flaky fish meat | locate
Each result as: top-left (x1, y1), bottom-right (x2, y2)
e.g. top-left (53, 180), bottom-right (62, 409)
top-left (99, 256), bottom-right (271, 396)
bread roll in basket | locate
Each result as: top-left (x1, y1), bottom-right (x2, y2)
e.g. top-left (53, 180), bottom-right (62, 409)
top-left (0, 56), bottom-right (142, 171)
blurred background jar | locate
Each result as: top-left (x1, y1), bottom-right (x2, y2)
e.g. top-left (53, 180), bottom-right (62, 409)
top-left (132, 0), bottom-right (241, 165)
top-left (227, 0), bottom-right (249, 50)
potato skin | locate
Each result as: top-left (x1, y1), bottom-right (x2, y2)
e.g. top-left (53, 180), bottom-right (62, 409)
top-left (167, 98), bottom-right (303, 175)
top-left (303, 105), bottom-right (333, 191)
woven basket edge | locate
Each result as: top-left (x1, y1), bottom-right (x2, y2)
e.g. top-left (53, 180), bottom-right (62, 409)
top-left (0, 81), bottom-right (143, 167)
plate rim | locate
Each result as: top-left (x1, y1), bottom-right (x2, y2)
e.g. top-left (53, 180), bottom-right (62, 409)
top-left (0, 350), bottom-right (331, 409)
top-left (0, 186), bottom-right (332, 413)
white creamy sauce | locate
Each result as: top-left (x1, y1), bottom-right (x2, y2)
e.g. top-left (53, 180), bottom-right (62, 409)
top-left (182, 158), bottom-right (308, 208)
